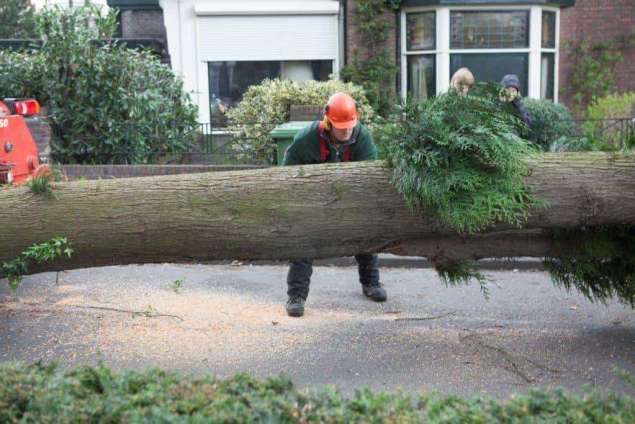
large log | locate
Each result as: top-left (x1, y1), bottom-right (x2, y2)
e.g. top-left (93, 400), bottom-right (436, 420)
top-left (2, 153), bottom-right (635, 274)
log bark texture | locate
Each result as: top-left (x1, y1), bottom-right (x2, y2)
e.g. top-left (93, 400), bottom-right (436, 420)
top-left (2, 153), bottom-right (635, 273)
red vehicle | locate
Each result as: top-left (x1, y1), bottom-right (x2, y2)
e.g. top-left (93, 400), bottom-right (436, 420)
top-left (0, 98), bottom-right (51, 185)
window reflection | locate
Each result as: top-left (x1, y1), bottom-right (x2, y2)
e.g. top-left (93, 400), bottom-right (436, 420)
top-left (408, 55), bottom-right (436, 100)
top-left (407, 12), bottom-right (436, 50)
top-left (450, 11), bottom-right (529, 49)
top-left (208, 60), bottom-right (332, 125)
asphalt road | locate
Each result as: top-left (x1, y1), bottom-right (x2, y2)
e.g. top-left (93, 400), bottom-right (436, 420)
top-left (1, 263), bottom-right (633, 398)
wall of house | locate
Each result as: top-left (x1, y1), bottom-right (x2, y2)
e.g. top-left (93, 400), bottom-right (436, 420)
top-left (559, 0), bottom-right (635, 110)
top-left (160, 0), bottom-right (341, 124)
top-left (117, 8), bottom-right (169, 62)
top-left (345, 1), bottom-right (633, 109)
top-left (119, 9), bottom-right (165, 40)
top-left (345, 0), bottom-right (400, 92)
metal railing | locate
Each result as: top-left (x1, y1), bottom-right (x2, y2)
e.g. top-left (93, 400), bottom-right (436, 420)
top-left (42, 116), bottom-right (635, 165)
top-left (571, 118), bottom-right (635, 150)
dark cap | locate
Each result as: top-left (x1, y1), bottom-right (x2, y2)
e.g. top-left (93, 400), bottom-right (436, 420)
top-left (500, 74), bottom-right (521, 90)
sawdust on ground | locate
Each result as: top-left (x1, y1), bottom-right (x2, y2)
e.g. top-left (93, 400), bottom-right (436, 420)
top-left (1, 283), bottom-right (376, 367)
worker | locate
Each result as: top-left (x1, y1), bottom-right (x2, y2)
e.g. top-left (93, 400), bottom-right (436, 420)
top-left (500, 74), bottom-right (532, 127)
top-left (282, 92), bottom-right (387, 317)
top-left (450, 67), bottom-right (475, 96)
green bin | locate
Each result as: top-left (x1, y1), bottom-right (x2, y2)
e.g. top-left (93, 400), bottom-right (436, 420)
top-left (270, 121), bottom-right (312, 165)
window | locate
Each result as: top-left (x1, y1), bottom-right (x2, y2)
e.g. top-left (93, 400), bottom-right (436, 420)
top-left (449, 10), bottom-right (529, 94)
top-left (408, 55), bottom-right (436, 100)
top-left (208, 60), bottom-right (332, 125)
top-left (542, 11), bottom-right (556, 48)
top-left (540, 10), bottom-right (557, 100)
top-left (450, 53), bottom-right (528, 95)
top-left (405, 11), bottom-right (436, 99)
top-left (450, 11), bottom-right (529, 49)
top-left (403, 6), bottom-right (560, 102)
top-left (407, 12), bottom-right (436, 50)
top-left (540, 53), bottom-right (555, 100)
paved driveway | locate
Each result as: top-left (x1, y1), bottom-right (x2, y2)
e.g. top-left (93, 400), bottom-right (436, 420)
top-left (1, 263), bottom-right (633, 398)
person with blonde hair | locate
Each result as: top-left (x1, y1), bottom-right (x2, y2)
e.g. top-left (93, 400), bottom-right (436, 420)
top-left (450, 67), bottom-right (475, 96)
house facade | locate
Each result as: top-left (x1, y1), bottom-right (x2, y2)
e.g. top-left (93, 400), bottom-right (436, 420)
top-left (159, 0), bottom-right (341, 125)
top-left (109, 0), bottom-right (634, 123)
top-left (396, 1), bottom-right (570, 102)
top-left (386, 0), bottom-right (634, 108)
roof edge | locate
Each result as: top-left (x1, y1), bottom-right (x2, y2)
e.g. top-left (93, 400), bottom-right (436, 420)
top-left (402, 1), bottom-right (575, 8)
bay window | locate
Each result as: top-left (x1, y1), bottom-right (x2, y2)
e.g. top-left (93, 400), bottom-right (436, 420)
top-left (402, 5), bottom-right (560, 101)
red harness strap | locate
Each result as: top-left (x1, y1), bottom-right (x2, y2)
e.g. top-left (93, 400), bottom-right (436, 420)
top-left (318, 122), bottom-right (352, 162)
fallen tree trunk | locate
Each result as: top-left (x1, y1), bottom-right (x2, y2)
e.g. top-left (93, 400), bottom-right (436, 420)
top-left (2, 153), bottom-right (635, 274)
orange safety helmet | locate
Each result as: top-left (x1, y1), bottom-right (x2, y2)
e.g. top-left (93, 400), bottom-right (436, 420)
top-left (325, 92), bottom-right (358, 129)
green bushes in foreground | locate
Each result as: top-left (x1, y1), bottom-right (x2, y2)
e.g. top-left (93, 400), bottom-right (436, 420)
top-left (0, 362), bottom-right (633, 423)
top-left (0, 6), bottom-right (198, 164)
top-left (523, 98), bottom-right (577, 151)
top-left (583, 92), bottom-right (635, 151)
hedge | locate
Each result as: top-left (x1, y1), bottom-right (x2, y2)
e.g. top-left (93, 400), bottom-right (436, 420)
top-left (1, 362), bottom-right (633, 423)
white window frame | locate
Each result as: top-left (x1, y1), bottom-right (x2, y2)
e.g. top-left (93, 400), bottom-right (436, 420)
top-left (540, 7), bottom-right (560, 102)
top-left (401, 4), bottom-right (560, 102)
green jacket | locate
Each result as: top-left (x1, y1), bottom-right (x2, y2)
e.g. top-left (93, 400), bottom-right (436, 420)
top-left (283, 121), bottom-right (377, 166)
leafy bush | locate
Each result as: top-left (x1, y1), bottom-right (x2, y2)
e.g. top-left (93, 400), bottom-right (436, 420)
top-left (341, 52), bottom-right (398, 118)
top-left (548, 135), bottom-right (593, 152)
top-left (0, 51), bottom-right (45, 100)
top-left (385, 83), bottom-right (539, 234)
top-left (524, 99), bottom-right (577, 151)
top-left (0, 6), bottom-right (198, 164)
top-left (583, 92), bottom-right (635, 150)
top-left (1, 362), bottom-right (633, 423)
top-left (0, 0), bottom-right (38, 38)
top-left (367, 116), bottom-right (401, 160)
top-left (226, 78), bottom-right (374, 163)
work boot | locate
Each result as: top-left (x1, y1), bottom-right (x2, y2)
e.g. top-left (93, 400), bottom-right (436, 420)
top-left (286, 295), bottom-right (306, 317)
top-left (362, 283), bottom-right (387, 302)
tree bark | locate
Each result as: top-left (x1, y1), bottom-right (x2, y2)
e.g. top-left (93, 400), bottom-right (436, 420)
top-left (2, 153), bottom-right (635, 274)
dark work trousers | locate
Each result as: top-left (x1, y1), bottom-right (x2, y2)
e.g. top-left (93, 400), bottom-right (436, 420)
top-left (286, 254), bottom-right (380, 299)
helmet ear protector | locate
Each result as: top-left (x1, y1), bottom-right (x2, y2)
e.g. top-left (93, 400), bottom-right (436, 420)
top-left (322, 115), bottom-right (331, 131)
top-left (324, 93), bottom-right (358, 130)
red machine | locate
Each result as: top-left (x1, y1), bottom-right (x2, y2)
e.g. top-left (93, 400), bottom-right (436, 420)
top-left (0, 98), bottom-right (51, 185)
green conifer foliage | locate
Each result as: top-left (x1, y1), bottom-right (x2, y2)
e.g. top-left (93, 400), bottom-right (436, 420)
top-left (386, 83), bottom-right (540, 234)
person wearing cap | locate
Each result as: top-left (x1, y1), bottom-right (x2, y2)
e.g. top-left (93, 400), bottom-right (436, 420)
top-left (500, 74), bottom-right (532, 127)
top-left (282, 92), bottom-right (387, 317)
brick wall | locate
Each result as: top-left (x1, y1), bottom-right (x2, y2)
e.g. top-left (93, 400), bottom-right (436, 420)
top-left (344, 1), bottom-right (633, 108)
top-left (559, 0), bottom-right (635, 109)
top-left (119, 8), bottom-right (170, 63)
top-left (120, 9), bottom-right (166, 41)
top-left (345, 0), bottom-right (400, 92)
